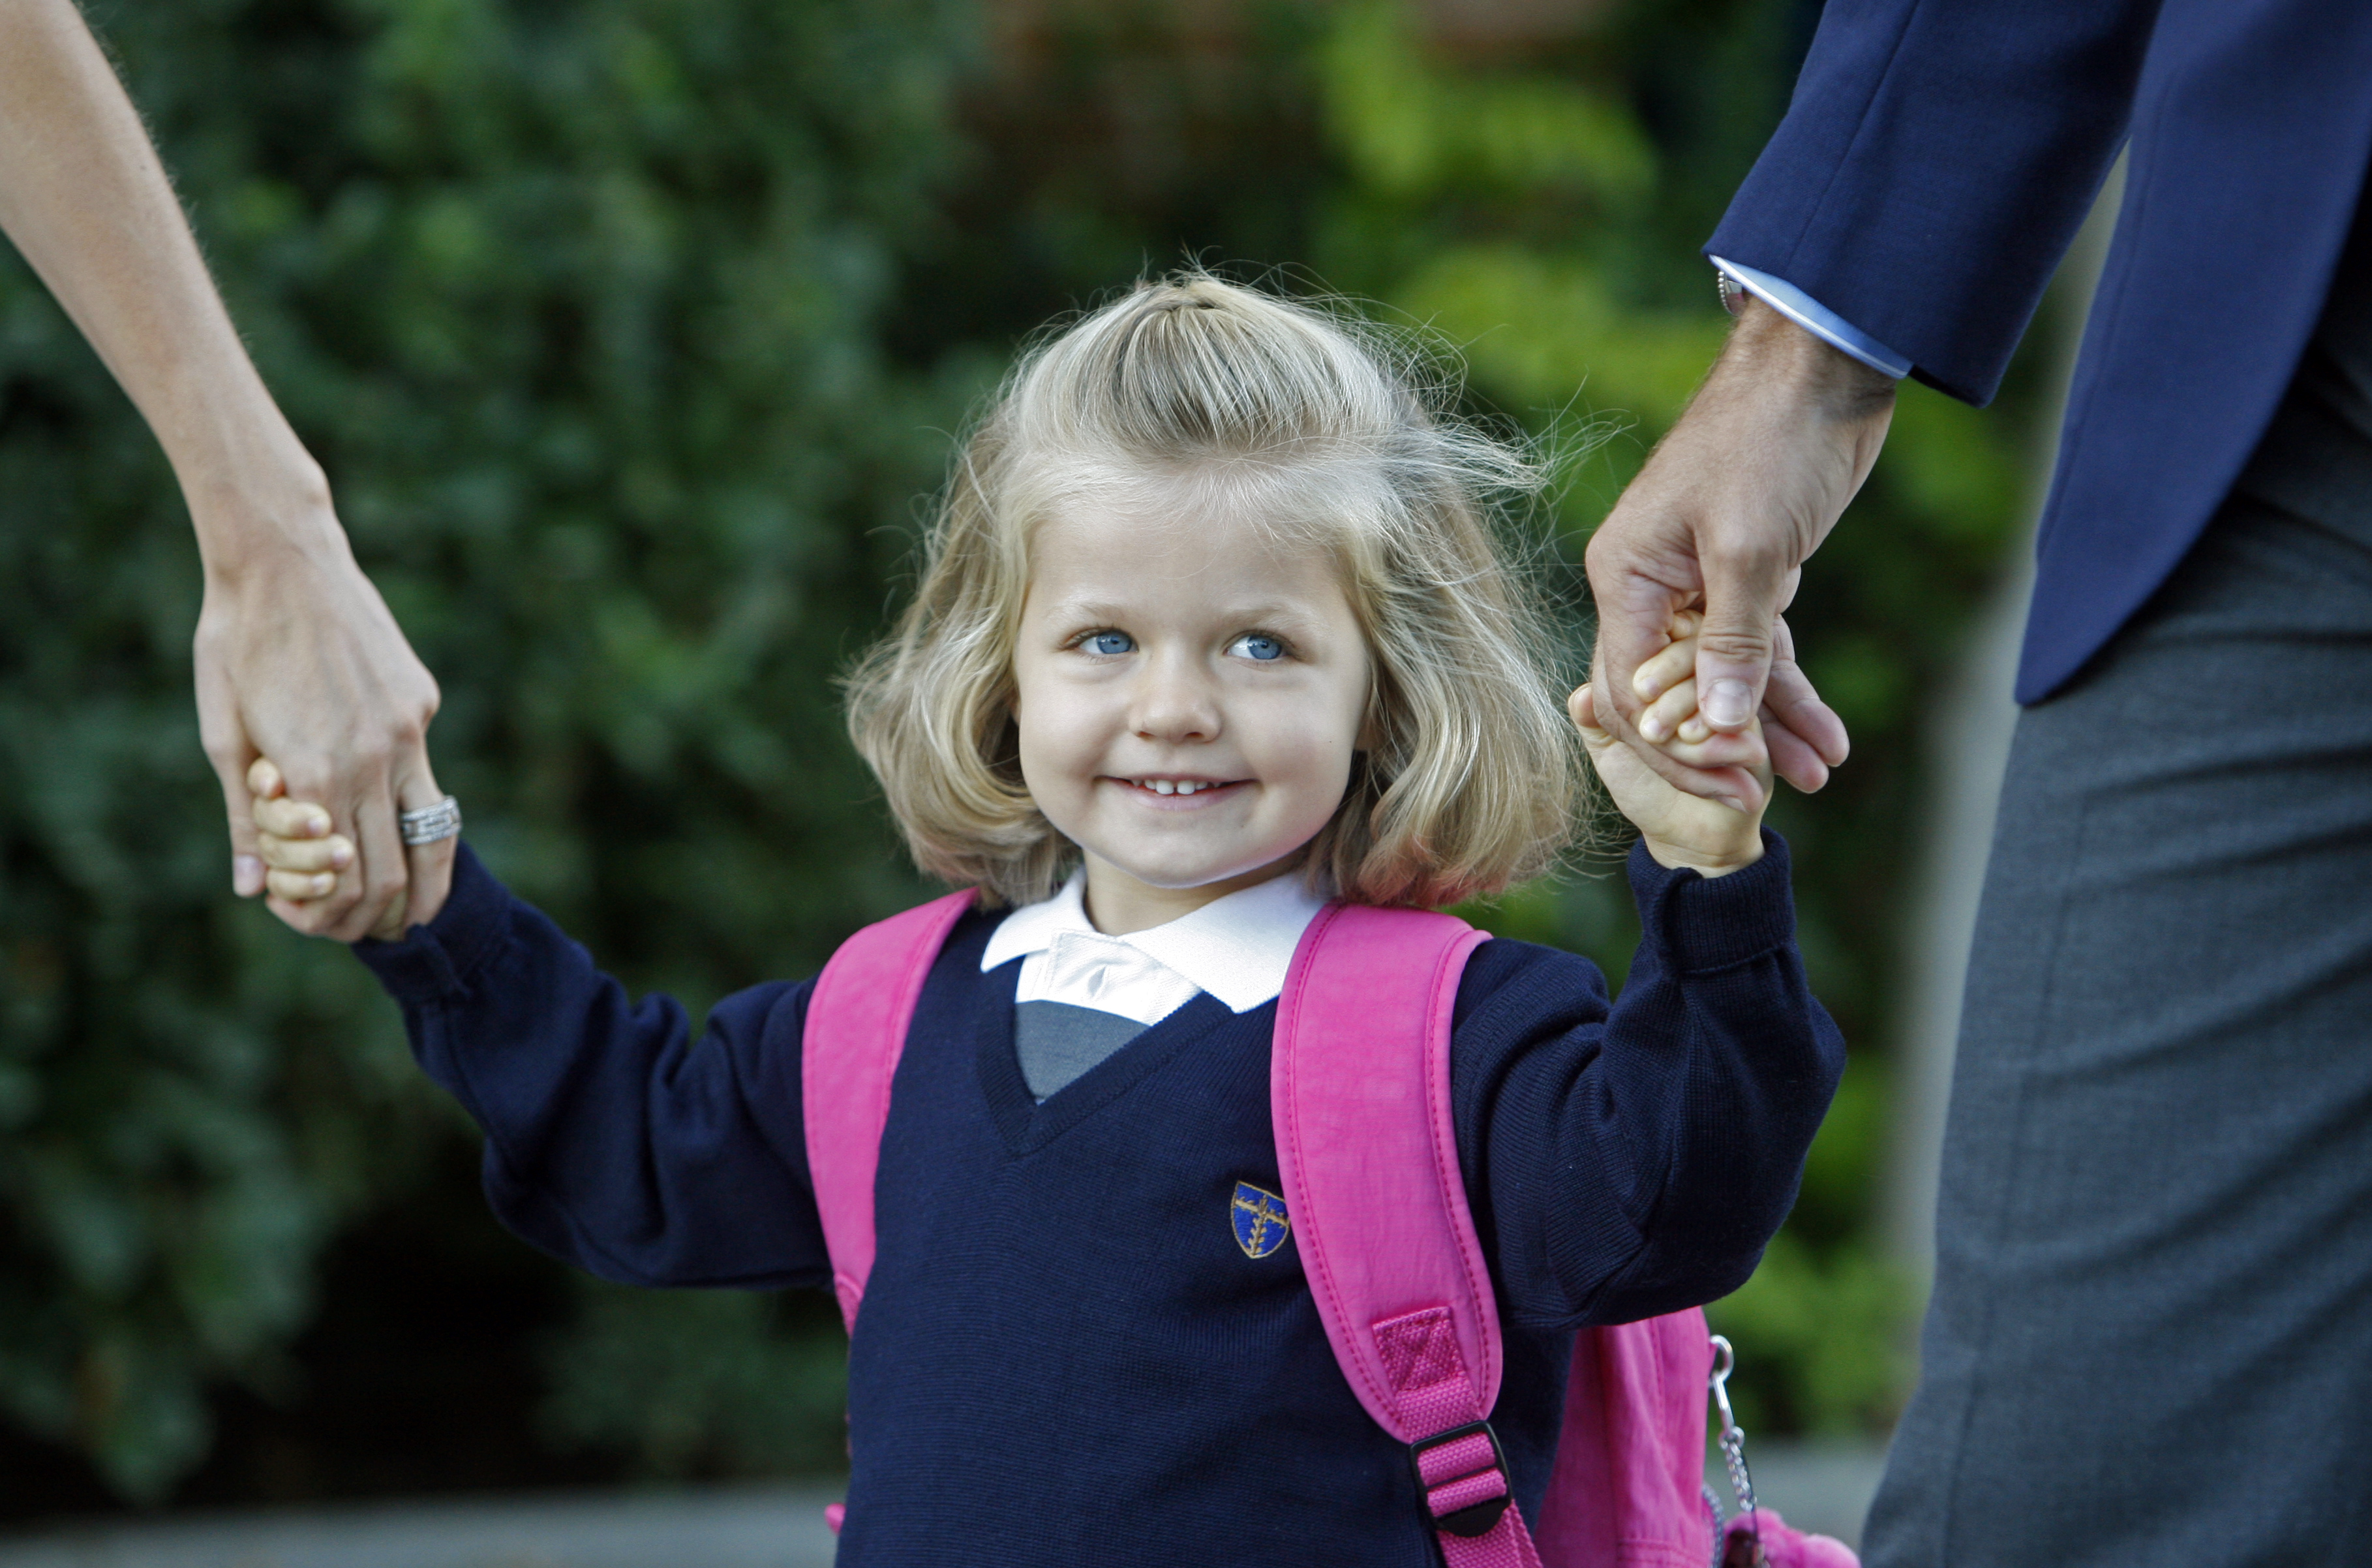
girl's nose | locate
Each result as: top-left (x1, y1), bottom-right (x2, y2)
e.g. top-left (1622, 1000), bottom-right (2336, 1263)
top-left (1130, 654), bottom-right (1221, 743)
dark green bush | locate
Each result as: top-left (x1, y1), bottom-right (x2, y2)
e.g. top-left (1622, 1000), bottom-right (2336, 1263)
top-left (1, 0), bottom-right (971, 1498)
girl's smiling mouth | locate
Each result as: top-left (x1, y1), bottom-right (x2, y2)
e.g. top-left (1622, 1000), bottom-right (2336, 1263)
top-left (1107, 775), bottom-right (1248, 801)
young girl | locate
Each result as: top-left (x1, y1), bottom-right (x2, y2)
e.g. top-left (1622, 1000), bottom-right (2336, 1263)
top-left (253, 276), bottom-right (1840, 1566)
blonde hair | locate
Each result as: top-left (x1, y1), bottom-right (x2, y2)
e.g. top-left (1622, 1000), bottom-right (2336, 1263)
top-left (845, 271), bottom-right (1586, 909)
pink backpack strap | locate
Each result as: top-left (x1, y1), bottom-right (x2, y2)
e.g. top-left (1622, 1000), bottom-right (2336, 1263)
top-left (801, 888), bottom-right (976, 1332)
top-left (1272, 902), bottom-right (1545, 1568)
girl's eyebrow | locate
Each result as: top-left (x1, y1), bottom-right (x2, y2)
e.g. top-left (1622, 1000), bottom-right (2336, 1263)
top-left (1041, 597), bottom-right (1135, 626)
top-left (1214, 601), bottom-right (1327, 630)
top-left (1039, 596), bottom-right (1326, 629)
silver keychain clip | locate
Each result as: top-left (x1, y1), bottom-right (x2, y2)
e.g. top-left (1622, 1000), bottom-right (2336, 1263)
top-left (1709, 1335), bottom-right (1764, 1567)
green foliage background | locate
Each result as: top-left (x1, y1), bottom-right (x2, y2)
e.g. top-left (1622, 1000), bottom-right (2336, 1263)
top-left (0, 0), bottom-right (2037, 1508)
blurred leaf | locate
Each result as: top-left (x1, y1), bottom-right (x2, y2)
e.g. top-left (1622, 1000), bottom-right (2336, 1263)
top-left (538, 1284), bottom-right (851, 1478)
top-left (1707, 1229), bottom-right (1913, 1438)
top-left (1322, 3), bottom-right (1654, 207)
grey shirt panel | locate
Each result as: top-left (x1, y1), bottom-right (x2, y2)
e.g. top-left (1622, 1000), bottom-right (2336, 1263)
top-left (1013, 1001), bottom-right (1149, 1100)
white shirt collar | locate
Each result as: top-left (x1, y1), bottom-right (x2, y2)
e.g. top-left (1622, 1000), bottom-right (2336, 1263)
top-left (981, 869), bottom-right (1329, 1014)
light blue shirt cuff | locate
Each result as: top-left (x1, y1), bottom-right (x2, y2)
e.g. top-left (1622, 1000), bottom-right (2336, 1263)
top-left (1709, 256), bottom-right (1912, 380)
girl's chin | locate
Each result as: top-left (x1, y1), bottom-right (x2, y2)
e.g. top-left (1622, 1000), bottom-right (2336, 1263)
top-left (1081, 843), bottom-right (1308, 898)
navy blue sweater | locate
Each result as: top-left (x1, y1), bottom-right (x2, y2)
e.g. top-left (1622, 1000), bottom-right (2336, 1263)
top-left (356, 837), bottom-right (1841, 1567)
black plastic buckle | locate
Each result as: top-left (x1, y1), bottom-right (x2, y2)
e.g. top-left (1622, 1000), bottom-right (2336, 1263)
top-left (1408, 1419), bottom-right (1512, 1539)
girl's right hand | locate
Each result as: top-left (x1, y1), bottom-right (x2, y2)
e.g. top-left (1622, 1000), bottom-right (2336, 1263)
top-left (249, 757), bottom-right (408, 941)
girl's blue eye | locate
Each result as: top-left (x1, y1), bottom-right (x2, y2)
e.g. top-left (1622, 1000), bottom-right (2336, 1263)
top-left (1086, 631), bottom-right (1135, 656)
top-left (1232, 634), bottom-right (1285, 662)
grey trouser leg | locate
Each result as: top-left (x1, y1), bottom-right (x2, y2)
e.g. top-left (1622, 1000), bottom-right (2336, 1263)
top-left (1862, 487), bottom-right (2372, 1565)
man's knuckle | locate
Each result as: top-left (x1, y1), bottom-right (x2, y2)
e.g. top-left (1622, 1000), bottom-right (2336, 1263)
top-left (1697, 627), bottom-right (1774, 663)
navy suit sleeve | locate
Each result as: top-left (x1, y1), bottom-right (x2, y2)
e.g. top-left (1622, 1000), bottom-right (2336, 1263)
top-left (1708, 0), bottom-right (2158, 404)
top-left (353, 845), bottom-right (830, 1291)
top-left (1451, 834), bottom-right (1844, 1328)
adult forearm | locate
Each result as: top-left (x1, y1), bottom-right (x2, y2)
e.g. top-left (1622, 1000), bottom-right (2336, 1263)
top-left (0, 0), bottom-right (455, 936)
top-left (0, 0), bottom-right (333, 573)
top-left (1704, 295), bottom-right (1901, 427)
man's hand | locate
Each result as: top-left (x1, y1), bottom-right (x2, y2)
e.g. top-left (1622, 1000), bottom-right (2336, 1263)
top-left (198, 527), bottom-right (453, 941)
top-left (1586, 296), bottom-right (1895, 807)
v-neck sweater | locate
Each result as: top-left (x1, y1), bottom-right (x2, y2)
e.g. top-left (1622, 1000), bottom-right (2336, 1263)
top-left (356, 838), bottom-right (1841, 1568)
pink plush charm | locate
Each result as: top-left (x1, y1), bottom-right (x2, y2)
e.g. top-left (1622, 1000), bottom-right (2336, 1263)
top-left (1721, 1508), bottom-right (1860, 1568)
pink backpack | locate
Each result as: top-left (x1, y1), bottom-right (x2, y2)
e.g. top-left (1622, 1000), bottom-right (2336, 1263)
top-left (802, 890), bottom-right (1855, 1568)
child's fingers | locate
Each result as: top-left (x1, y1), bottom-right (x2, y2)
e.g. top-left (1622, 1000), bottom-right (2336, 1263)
top-left (1630, 636), bottom-right (1699, 705)
top-left (1568, 683), bottom-right (1601, 745)
top-left (267, 866), bottom-right (340, 901)
top-left (1569, 682), bottom-right (1628, 768)
top-left (1636, 677), bottom-right (1701, 744)
top-left (1655, 722), bottom-right (1769, 773)
top-left (1568, 680), bottom-right (1611, 738)
top-left (260, 830), bottom-right (354, 875)
top-left (247, 756), bottom-right (286, 800)
top-left (254, 790), bottom-right (334, 841)
top-left (1631, 612), bottom-right (1705, 704)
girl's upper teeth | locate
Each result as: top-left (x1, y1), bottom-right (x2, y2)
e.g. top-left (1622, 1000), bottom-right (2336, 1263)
top-left (1145, 779), bottom-right (1205, 794)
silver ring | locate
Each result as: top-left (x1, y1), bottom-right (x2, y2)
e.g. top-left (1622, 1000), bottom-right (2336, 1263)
top-left (399, 795), bottom-right (463, 846)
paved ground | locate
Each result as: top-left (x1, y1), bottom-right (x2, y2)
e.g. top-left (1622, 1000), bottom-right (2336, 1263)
top-left (0, 1445), bottom-right (1883, 1567)
top-left (1722, 1442), bottom-right (1886, 1546)
top-left (0, 1488), bottom-right (847, 1568)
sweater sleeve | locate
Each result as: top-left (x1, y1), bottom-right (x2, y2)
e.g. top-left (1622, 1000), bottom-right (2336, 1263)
top-left (1450, 833), bottom-right (1844, 1329)
top-left (353, 844), bottom-right (830, 1291)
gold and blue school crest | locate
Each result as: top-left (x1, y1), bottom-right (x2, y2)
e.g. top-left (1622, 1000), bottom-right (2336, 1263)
top-left (1232, 1182), bottom-right (1290, 1259)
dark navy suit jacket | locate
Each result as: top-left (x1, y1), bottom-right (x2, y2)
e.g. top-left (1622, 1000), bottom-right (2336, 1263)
top-left (1709, 1), bottom-right (2372, 701)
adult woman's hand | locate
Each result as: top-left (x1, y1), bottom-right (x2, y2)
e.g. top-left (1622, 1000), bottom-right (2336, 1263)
top-left (0, 0), bottom-right (449, 938)
top-left (195, 514), bottom-right (452, 941)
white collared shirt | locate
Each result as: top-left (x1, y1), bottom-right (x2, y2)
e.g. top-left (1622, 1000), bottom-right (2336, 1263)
top-left (981, 868), bottom-right (1330, 1025)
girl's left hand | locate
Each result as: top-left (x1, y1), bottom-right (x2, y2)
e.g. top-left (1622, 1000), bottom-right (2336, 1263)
top-left (1570, 637), bottom-right (1769, 877)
